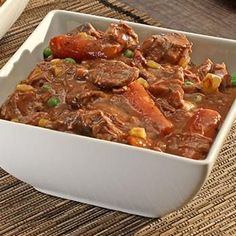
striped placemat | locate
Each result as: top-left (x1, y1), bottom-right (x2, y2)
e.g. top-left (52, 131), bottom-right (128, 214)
top-left (0, 0), bottom-right (235, 235)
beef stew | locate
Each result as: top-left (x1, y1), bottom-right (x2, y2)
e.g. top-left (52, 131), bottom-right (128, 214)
top-left (1, 22), bottom-right (235, 160)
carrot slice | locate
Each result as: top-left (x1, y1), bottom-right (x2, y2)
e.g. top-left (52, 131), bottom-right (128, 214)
top-left (185, 108), bottom-right (221, 138)
top-left (49, 35), bottom-right (122, 61)
top-left (123, 81), bottom-right (174, 135)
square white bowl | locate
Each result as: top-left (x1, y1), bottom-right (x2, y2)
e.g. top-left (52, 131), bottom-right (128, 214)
top-left (0, 0), bottom-right (29, 39)
top-left (0, 10), bottom-right (235, 217)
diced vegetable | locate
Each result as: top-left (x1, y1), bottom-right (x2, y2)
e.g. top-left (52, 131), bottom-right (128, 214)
top-left (41, 84), bottom-right (51, 92)
top-left (38, 119), bottom-right (49, 127)
top-left (51, 65), bottom-right (64, 77)
top-left (123, 49), bottom-right (134, 58)
top-left (185, 108), bottom-right (221, 138)
top-left (129, 127), bottom-right (147, 139)
top-left (137, 77), bottom-right (149, 88)
top-left (127, 136), bottom-right (150, 148)
top-left (16, 84), bottom-right (34, 92)
top-left (50, 35), bottom-right (123, 61)
top-left (78, 32), bottom-right (88, 38)
top-left (192, 94), bottom-right (203, 103)
top-left (146, 60), bottom-right (161, 69)
top-left (64, 58), bottom-right (76, 64)
top-left (179, 56), bottom-right (190, 68)
top-left (202, 73), bottom-right (222, 93)
top-left (184, 80), bottom-right (193, 86)
top-left (50, 59), bottom-right (62, 64)
top-left (232, 74), bottom-right (236, 86)
top-left (43, 47), bottom-right (52, 59)
top-left (47, 97), bottom-right (61, 107)
top-left (124, 81), bottom-right (173, 135)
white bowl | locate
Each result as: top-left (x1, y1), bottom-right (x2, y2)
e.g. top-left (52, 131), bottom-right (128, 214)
top-left (0, 0), bottom-right (29, 39)
top-left (0, 11), bottom-right (235, 218)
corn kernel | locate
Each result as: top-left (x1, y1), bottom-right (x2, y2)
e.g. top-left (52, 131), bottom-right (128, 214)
top-left (137, 77), bottom-right (149, 88)
top-left (78, 32), bottom-right (93, 39)
top-left (38, 118), bottom-right (49, 127)
top-left (16, 84), bottom-right (34, 92)
top-left (30, 67), bottom-right (42, 79)
top-left (129, 127), bottom-right (147, 139)
top-left (202, 73), bottom-right (222, 93)
top-left (179, 56), bottom-right (190, 68)
top-left (146, 60), bottom-right (161, 69)
top-left (51, 65), bottom-right (64, 77)
top-left (50, 59), bottom-right (62, 64)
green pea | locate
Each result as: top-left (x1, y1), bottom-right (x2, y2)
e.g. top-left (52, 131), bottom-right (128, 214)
top-left (41, 84), bottom-right (51, 92)
top-left (232, 74), bottom-right (236, 86)
top-left (184, 80), bottom-right (193, 86)
top-left (43, 47), bottom-right (52, 59)
top-left (64, 58), bottom-right (76, 64)
top-left (123, 49), bottom-right (134, 58)
top-left (47, 97), bottom-right (61, 107)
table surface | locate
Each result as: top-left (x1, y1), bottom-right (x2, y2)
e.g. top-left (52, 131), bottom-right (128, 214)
top-left (121, 0), bottom-right (236, 39)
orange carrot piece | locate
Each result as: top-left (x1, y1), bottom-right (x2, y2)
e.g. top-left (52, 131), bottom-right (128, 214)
top-left (185, 108), bottom-right (221, 138)
top-left (49, 35), bottom-right (122, 61)
top-left (124, 81), bottom-right (174, 135)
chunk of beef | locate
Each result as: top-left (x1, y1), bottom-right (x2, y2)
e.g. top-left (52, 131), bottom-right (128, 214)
top-left (149, 79), bottom-right (185, 108)
top-left (105, 22), bottom-right (139, 48)
top-left (154, 98), bottom-right (176, 115)
top-left (68, 23), bottom-right (103, 39)
top-left (79, 109), bottom-right (125, 141)
top-left (183, 69), bottom-right (201, 93)
top-left (65, 79), bottom-right (107, 108)
top-left (147, 64), bottom-right (184, 83)
top-left (87, 60), bottom-right (139, 88)
top-left (193, 60), bottom-right (231, 90)
top-left (213, 63), bottom-right (231, 90)
top-left (133, 49), bottom-right (147, 67)
top-left (166, 133), bottom-right (212, 160)
top-left (184, 69), bottom-right (200, 83)
top-left (0, 91), bottom-right (42, 119)
top-left (74, 90), bottom-right (107, 108)
top-left (141, 33), bottom-right (192, 65)
top-left (53, 110), bottom-right (82, 132)
top-left (194, 59), bottom-right (213, 80)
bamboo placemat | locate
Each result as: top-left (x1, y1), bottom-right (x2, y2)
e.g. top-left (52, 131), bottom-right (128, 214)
top-left (0, 0), bottom-right (235, 235)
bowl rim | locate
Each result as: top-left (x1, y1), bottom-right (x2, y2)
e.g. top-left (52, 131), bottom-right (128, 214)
top-left (0, 9), bottom-right (235, 166)
top-left (0, 0), bottom-right (30, 39)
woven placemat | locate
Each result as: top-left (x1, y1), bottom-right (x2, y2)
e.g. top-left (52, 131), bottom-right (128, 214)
top-left (0, 0), bottom-right (235, 235)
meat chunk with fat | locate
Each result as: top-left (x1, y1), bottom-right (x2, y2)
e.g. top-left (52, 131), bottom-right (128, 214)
top-left (213, 63), bottom-right (231, 90)
top-left (79, 109), bottom-right (126, 141)
top-left (140, 33), bottom-right (192, 65)
top-left (149, 79), bottom-right (185, 108)
top-left (166, 133), bottom-right (212, 160)
top-left (87, 60), bottom-right (139, 88)
top-left (147, 64), bottom-right (184, 83)
top-left (105, 22), bottom-right (139, 48)
top-left (68, 23), bottom-right (103, 39)
top-left (0, 91), bottom-right (42, 119)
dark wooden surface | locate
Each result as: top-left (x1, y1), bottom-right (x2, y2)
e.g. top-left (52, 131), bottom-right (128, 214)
top-left (120, 0), bottom-right (236, 39)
